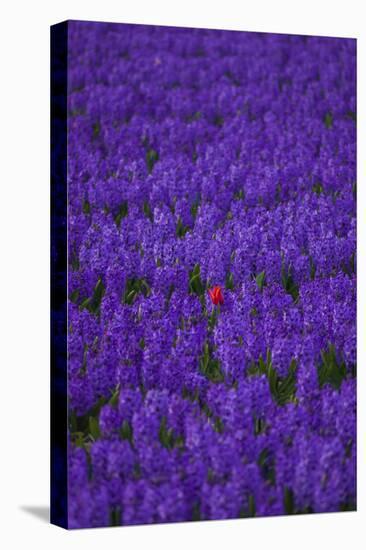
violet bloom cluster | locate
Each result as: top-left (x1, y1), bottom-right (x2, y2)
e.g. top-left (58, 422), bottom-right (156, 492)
top-left (66, 21), bottom-right (356, 528)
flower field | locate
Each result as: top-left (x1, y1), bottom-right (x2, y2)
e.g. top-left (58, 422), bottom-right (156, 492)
top-left (67, 21), bottom-right (356, 527)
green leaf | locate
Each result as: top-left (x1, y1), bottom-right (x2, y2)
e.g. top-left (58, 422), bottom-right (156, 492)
top-left (93, 278), bottom-right (105, 303)
top-left (188, 264), bottom-right (205, 297)
top-left (213, 114), bottom-right (224, 127)
top-left (176, 217), bottom-right (190, 238)
top-left (92, 121), bottom-right (101, 138)
top-left (109, 385), bottom-right (120, 408)
top-left (80, 277), bottom-right (105, 316)
top-left (70, 431), bottom-right (86, 448)
top-left (258, 356), bottom-right (266, 374)
top-left (123, 277), bottom-right (151, 305)
top-left (340, 500), bottom-right (356, 512)
top-left (268, 364), bottom-right (278, 396)
top-left (324, 112), bottom-right (333, 129)
top-left (70, 249), bottom-right (80, 271)
top-left (281, 264), bottom-right (299, 302)
top-left (126, 290), bottom-right (137, 304)
top-left (190, 197), bottom-right (200, 219)
top-left (213, 416), bottom-right (224, 434)
top-left (312, 182), bottom-right (323, 195)
top-left (266, 348), bottom-right (272, 367)
top-left (82, 199), bottom-right (91, 214)
top-left (79, 297), bottom-right (92, 310)
top-left (208, 308), bottom-right (218, 330)
top-left (318, 343), bottom-right (347, 390)
top-left (91, 278), bottom-right (105, 313)
top-left (257, 448), bottom-right (275, 485)
top-left (240, 494), bottom-right (256, 517)
top-left (165, 283), bottom-right (175, 310)
top-left (276, 369), bottom-right (297, 406)
top-left (89, 416), bottom-right (100, 441)
top-left (192, 502), bottom-right (201, 521)
top-left (284, 487), bottom-right (295, 514)
top-left (143, 200), bottom-right (153, 222)
top-left (69, 397), bottom-right (107, 448)
top-left (199, 341), bottom-right (224, 382)
top-left (91, 336), bottom-right (99, 352)
top-left (352, 181), bottom-right (357, 200)
top-left (109, 506), bottom-right (121, 527)
top-left (341, 252), bottom-right (356, 276)
top-left (146, 148), bottom-right (159, 173)
top-left (114, 201), bottom-right (128, 227)
top-left (159, 416), bottom-right (184, 450)
top-left (225, 271), bottom-right (234, 290)
top-left (254, 416), bottom-right (266, 436)
top-left (159, 416), bottom-right (173, 449)
top-left (346, 110), bottom-right (356, 123)
top-left (80, 343), bottom-right (88, 375)
top-left (120, 420), bottom-right (133, 444)
top-left (250, 350), bottom-right (297, 406)
top-left (255, 271), bottom-right (266, 291)
top-left (248, 494), bottom-right (256, 517)
top-left (69, 289), bottom-right (80, 304)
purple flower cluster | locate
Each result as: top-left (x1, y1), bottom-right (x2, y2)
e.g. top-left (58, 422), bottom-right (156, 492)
top-left (66, 21), bottom-right (356, 528)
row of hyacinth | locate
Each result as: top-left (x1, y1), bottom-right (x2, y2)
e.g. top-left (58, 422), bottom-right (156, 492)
top-left (66, 21), bottom-right (356, 528)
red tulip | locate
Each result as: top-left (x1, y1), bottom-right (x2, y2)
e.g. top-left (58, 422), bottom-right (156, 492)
top-left (208, 286), bottom-right (224, 306)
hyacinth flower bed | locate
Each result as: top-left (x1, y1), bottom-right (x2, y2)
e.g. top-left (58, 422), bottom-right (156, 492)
top-left (66, 21), bottom-right (356, 528)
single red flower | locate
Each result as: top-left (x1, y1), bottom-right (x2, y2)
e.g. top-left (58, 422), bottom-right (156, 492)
top-left (208, 285), bottom-right (224, 306)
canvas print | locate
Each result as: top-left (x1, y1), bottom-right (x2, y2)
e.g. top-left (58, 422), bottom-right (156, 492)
top-left (51, 20), bottom-right (356, 529)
